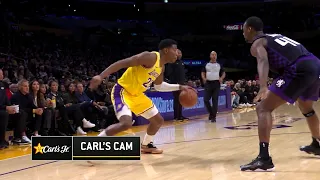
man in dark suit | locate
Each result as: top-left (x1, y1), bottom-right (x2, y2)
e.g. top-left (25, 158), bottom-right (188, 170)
top-left (165, 49), bottom-right (188, 121)
top-left (10, 79), bottom-right (43, 144)
top-left (0, 69), bottom-right (17, 149)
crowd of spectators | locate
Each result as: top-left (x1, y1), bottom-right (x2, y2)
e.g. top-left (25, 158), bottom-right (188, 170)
top-left (226, 79), bottom-right (262, 108)
top-left (0, 19), bottom-right (125, 149)
top-left (0, 67), bottom-right (119, 148)
top-left (184, 77), bottom-right (263, 109)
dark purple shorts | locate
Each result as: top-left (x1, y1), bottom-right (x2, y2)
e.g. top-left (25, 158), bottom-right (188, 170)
top-left (269, 55), bottom-right (320, 104)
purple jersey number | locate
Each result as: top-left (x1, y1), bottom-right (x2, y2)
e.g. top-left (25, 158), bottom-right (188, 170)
top-left (143, 78), bottom-right (152, 88)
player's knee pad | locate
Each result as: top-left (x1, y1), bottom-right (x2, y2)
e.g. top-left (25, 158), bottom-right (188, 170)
top-left (303, 110), bottom-right (315, 117)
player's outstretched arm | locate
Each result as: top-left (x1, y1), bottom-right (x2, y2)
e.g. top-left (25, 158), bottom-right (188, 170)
top-left (153, 68), bottom-right (196, 92)
top-left (90, 52), bottom-right (157, 87)
top-left (99, 52), bottom-right (157, 79)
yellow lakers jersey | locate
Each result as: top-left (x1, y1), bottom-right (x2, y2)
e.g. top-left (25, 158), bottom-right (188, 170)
top-left (117, 51), bottom-right (162, 95)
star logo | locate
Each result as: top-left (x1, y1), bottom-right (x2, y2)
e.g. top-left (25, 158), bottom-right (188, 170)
top-left (34, 143), bottom-right (45, 154)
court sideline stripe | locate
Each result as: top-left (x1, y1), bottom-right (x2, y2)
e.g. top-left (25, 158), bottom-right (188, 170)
top-left (0, 161), bottom-right (58, 176)
top-left (0, 131), bottom-right (310, 177)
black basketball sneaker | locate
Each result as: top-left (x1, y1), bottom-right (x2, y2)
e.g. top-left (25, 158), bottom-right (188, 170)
top-left (300, 145), bottom-right (320, 155)
top-left (240, 156), bottom-right (275, 171)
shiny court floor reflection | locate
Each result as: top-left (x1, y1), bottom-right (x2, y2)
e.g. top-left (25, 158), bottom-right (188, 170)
top-left (1, 102), bottom-right (320, 180)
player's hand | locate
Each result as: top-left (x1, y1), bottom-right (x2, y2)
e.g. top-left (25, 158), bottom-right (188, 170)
top-left (253, 87), bottom-right (268, 103)
top-left (180, 85), bottom-right (197, 93)
top-left (90, 75), bottom-right (103, 89)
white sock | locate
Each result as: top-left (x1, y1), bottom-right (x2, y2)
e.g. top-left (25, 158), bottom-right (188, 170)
top-left (98, 130), bottom-right (107, 137)
top-left (142, 134), bottom-right (153, 145)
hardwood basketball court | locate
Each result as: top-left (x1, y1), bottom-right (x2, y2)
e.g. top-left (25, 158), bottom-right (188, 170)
top-left (0, 102), bottom-right (320, 180)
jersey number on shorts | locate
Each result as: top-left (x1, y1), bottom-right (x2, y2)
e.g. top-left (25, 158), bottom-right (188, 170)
top-left (143, 78), bottom-right (152, 88)
top-left (267, 34), bottom-right (300, 47)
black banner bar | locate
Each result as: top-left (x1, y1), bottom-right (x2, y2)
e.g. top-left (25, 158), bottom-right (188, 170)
top-left (72, 136), bottom-right (141, 160)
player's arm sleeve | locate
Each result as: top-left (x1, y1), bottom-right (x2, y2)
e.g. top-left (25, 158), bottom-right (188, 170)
top-left (154, 67), bottom-right (180, 92)
top-left (154, 82), bottom-right (180, 92)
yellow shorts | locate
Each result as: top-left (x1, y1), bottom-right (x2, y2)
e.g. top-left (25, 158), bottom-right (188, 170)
top-left (111, 83), bottom-right (159, 119)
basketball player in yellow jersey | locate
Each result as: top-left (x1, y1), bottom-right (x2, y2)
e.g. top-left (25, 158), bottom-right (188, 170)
top-left (91, 39), bottom-right (194, 154)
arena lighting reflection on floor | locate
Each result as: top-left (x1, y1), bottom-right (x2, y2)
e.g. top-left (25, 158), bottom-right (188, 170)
top-left (153, 126), bottom-right (176, 144)
top-left (224, 114), bottom-right (304, 130)
top-left (153, 120), bottom-right (214, 144)
top-left (153, 117), bottom-right (231, 144)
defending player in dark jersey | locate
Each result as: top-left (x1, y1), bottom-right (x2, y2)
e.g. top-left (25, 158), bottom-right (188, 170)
top-left (240, 16), bottom-right (320, 171)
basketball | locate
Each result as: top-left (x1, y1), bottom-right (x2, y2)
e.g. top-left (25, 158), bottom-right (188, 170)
top-left (179, 89), bottom-right (198, 107)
